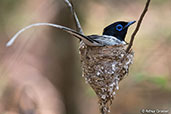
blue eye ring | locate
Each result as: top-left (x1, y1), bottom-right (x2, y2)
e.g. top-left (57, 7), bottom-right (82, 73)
top-left (116, 24), bottom-right (123, 31)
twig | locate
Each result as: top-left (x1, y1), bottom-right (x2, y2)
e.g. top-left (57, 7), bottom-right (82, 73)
top-left (126, 0), bottom-right (151, 53)
top-left (64, 0), bottom-right (84, 34)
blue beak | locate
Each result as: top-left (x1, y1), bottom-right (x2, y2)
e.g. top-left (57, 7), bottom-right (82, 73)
top-left (124, 21), bottom-right (136, 29)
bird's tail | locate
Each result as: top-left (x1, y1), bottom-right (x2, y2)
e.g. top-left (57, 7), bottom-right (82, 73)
top-left (6, 23), bottom-right (92, 47)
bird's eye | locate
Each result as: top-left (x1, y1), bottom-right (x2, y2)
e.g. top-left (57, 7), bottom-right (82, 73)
top-left (116, 24), bottom-right (123, 31)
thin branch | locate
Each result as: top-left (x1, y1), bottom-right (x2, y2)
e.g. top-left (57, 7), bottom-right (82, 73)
top-left (126, 0), bottom-right (151, 53)
top-left (64, 0), bottom-right (84, 34)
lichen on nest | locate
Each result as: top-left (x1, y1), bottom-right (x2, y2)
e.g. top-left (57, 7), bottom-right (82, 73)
top-left (79, 42), bottom-right (134, 113)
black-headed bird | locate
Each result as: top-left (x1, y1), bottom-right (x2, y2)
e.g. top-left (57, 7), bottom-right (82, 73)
top-left (62, 21), bottom-right (136, 46)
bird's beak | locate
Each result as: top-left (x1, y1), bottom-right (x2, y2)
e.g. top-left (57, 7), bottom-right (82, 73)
top-left (124, 21), bottom-right (136, 29)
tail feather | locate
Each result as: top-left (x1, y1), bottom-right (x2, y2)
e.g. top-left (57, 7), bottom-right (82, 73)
top-left (6, 23), bottom-right (92, 47)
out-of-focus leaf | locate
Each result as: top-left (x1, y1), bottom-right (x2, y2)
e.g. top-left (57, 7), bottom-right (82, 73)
top-left (134, 73), bottom-right (168, 88)
top-left (147, 76), bottom-right (167, 88)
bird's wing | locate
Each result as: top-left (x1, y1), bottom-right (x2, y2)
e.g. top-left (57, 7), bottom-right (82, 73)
top-left (61, 27), bottom-right (94, 43)
top-left (88, 35), bottom-right (126, 46)
top-left (62, 29), bottom-right (102, 46)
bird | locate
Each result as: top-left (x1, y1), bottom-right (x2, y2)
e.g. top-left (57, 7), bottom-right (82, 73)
top-left (63, 21), bottom-right (136, 46)
top-left (6, 21), bottom-right (135, 47)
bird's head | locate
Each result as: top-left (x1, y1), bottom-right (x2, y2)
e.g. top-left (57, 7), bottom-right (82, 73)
top-left (102, 21), bottom-right (136, 41)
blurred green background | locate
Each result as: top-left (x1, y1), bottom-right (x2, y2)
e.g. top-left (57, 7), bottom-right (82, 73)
top-left (0, 0), bottom-right (171, 114)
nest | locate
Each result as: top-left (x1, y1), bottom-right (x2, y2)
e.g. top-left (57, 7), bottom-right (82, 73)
top-left (79, 42), bottom-right (134, 113)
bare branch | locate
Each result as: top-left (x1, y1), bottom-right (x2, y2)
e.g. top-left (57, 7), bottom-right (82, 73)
top-left (126, 0), bottom-right (151, 53)
top-left (64, 0), bottom-right (84, 34)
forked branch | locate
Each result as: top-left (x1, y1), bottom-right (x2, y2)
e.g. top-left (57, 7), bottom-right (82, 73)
top-left (126, 0), bottom-right (151, 53)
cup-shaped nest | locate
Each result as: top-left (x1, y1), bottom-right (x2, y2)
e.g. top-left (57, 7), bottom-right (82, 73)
top-left (79, 43), bottom-right (134, 113)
